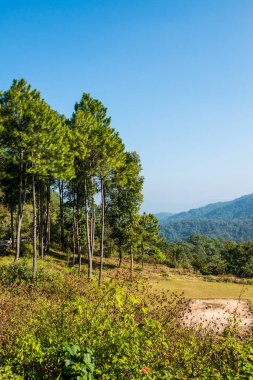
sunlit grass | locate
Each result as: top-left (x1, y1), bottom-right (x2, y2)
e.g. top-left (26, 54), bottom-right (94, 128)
top-left (1, 250), bottom-right (253, 306)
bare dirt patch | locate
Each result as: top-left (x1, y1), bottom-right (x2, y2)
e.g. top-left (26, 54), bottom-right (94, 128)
top-left (183, 299), bottom-right (253, 333)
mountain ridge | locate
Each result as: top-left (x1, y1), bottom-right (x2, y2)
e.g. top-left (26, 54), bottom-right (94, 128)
top-left (157, 193), bottom-right (253, 242)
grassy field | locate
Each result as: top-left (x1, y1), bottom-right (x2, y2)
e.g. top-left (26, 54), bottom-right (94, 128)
top-left (150, 275), bottom-right (253, 304)
top-left (132, 261), bottom-right (253, 306)
top-left (102, 257), bottom-right (253, 307)
top-left (1, 250), bottom-right (253, 306)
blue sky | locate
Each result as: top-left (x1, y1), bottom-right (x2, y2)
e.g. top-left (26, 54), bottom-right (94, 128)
top-left (1, 0), bottom-right (253, 213)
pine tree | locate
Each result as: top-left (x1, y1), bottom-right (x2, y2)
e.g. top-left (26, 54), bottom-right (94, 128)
top-left (107, 152), bottom-right (143, 278)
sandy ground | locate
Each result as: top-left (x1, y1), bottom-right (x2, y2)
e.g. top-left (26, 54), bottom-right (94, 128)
top-left (182, 299), bottom-right (253, 333)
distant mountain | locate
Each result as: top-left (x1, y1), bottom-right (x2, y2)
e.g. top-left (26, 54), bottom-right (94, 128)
top-left (155, 212), bottom-right (173, 222)
top-left (159, 194), bottom-right (253, 242)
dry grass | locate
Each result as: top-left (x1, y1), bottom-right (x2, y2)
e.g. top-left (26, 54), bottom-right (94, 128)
top-left (99, 257), bottom-right (253, 307)
top-left (1, 251), bottom-right (253, 306)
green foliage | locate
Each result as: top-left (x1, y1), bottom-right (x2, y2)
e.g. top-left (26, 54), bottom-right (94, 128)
top-left (0, 260), bottom-right (55, 285)
top-left (0, 262), bottom-right (252, 379)
top-left (0, 366), bottom-right (23, 379)
top-left (162, 217), bottom-right (253, 242)
top-left (0, 79), bottom-right (146, 283)
top-left (20, 241), bottom-right (33, 258)
top-left (106, 151), bottom-right (144, 257)
top-left (148, 245), bottom-right (166, 263)
top-left (60, 343), bottom-right (95, 380)
top-left (0, 260), bottom-right (35, 283)
top-left (163, 235), bottom-right (253, 277)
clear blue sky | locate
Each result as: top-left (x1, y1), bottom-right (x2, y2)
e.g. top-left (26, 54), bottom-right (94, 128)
top-left (1, 0), bottom-right (253, 213)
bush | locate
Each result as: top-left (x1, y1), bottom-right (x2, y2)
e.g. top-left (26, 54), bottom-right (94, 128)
top-left (0, 366), bottom-right (23, 379)
top-left (0, 260), bottom-right (34, 284)
top-left (59, 343), bottom-right (95, 379)
top-left (20, 241), bottom-right (33, 258)
top-left (0, 260), bottom-right (59, 286)
top-left (0, 265), bottom-right (252, 379)
top-left (149, 246), bottom-right (166, 263)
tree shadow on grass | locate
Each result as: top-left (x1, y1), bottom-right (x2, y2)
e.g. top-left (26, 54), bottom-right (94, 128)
top-left (47, 248), bottom-right (120, 272)
top-left (92, 259), bottom-right (118, 270)
top-left (47, 248), bottom-right (68, 264)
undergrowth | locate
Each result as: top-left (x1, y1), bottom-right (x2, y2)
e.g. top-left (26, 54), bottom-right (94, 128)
top-left (0, 261), bottom-right (252, 379)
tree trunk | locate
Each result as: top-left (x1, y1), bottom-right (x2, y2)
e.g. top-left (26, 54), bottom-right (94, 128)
top-left (84, 176), bottom-right (92, 281)
top-left (32, 173), bottom-right (37, 280)
top-left (72, 206), bottom-right (76, 265)
top-left (59, 181), bottom-right (64, 249)
top-left (90, 177), bottom-right (96, 259)
top-left (14, 149), bottom-right (24, 263)
top-left (90, 206), bottom-right (96, 258)
top-left (39, 185), bottom-right (44, 259)
top-left (44, 181), bottom-right (50, 257)
top-left (47, 189), bottom-right (51, 252)
top-left (76, 205), bottom-right (81, 275)
top-left (10, 200), bottom-right (14, 250)
top-left (141, 243), bottom-right (144, 270)
top-left (91, 207), bottom-right (96, 258)
top-left (130, 242), bottom-right (134, 281)
top-left (99, 178), bottom-right (105, 286)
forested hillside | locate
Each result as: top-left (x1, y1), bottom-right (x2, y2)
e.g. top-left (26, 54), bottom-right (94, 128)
top-left (158, 194), bottom-right (253, 241)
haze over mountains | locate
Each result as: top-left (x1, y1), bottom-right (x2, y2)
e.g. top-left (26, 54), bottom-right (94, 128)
top-left (157, 193), bottom-right (253, 242)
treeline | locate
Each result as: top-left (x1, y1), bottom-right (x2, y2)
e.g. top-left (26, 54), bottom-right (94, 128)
top-left (164, 235), bottom-right (253, 278)
top-left (161, 218), bottom-right (253, 242)
top-left (0, 79), bottom-right (162, 283)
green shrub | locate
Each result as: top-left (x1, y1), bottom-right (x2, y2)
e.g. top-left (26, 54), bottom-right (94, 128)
top-left (20, 241), bottom-right (33, 258)
top-left (149, 246), bottom-right (166, 263)
top-left (0, 260), bottom-right (33, 284)
top-left (0, 260), bottom-right (58, 286)
top-left (0, 267), bottom-right (252, 379)
top-left (59, 343), bottom-right (95, 380)
top-left (0, 366), bottom-right (23, 379)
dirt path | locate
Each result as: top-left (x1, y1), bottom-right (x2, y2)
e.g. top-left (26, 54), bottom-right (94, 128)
top-left (183, 299), bottom-right (253, 333)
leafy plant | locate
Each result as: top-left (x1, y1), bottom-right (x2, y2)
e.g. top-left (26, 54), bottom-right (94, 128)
top-left (59, 343), bottom-right (95, 380)
top-left (0, 365), bottom-right (23, 379)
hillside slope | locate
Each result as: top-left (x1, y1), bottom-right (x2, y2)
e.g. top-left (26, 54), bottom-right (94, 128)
top-left (159, 193), bottom-right (253, 241)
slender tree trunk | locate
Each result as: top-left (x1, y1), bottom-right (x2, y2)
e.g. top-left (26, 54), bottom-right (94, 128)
top-left (59, 181), bottom-right (64, 249)
top-left (15, 217), bottom-right (22, 262)
top-left (76, 204), bottom-right (81, 275)
top-left (141, 243), bottom-right (144, 270)
top-left (90, 207), bottom-right (95, 258)
top-left (84, 176), bottom-right (92, 281)
top-left (47, 189), bottom-right (51, 252)
top-left (130, 242), bottom-right (134, 281)
top-left (91, 207), bottom-right (95, 258)
top-left (10, 201), bottom-right (14, 249)
top-left (90, 177), bottom-right (96, 259)
top-left (99, 178), bottom-right (105, 286)
top-left (15, 149), bottom-right (24, 263)
top-left (72, 206), bottom-right (76, 265)
top-left (32, 173), bottom-right (37, 280)
top-left (78, 245), bottom-right (82, 275)
top-left (90, 205), bottom-right (96, 258)
top-left (44, 181), bottom-right (50, 257)
top-left (39, 185), bottom-right (44, 259)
